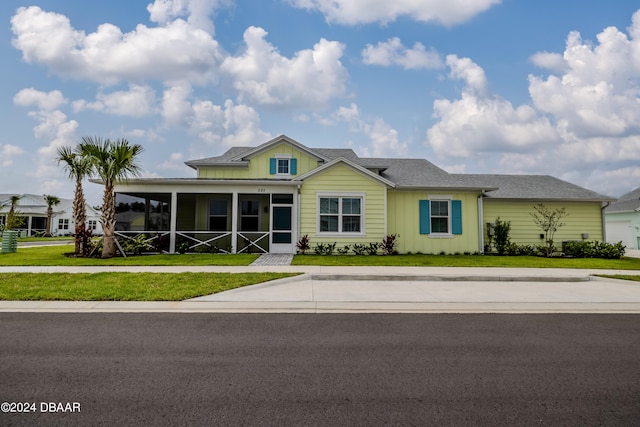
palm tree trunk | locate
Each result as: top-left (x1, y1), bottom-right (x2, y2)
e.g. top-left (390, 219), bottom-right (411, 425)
top-left (101, 183), bottom-right (117, 258)
top-left (74, 177), bottom-right (87, 255)
top-left (46, 206), bottom-right (53, 237)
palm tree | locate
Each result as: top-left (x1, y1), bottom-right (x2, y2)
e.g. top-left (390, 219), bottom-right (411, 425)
top-left (57, 145), bottom-right (92, 255)
top-left (43, 195), bottom-right (61, 237)
top-left (6, 195), bottom-right (23, 230)
top-left (79, 137), bottom-right (143, 258)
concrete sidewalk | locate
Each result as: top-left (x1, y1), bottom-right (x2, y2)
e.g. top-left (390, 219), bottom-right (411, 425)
top-left (1, 266), bottom-right (640, 313)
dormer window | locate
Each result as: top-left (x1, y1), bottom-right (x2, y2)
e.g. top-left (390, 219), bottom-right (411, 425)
top-left (277, 158), bottom-right (290, 175)
top-left (269, 155), bottom-right (297, 176)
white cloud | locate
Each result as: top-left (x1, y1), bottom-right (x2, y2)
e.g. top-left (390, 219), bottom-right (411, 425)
top-left (158, 152), bottom-right (187, 171)
top-left (445, 55), bottom-right (488, 95)
top-left (426, 11), bottom-right (640, 196)
top-left (13, 88), bottom-right (67, 111)
top-left (1, 144), bottom-right (25, 167)
top-left (530, 51), bottom-right (569, 74)
top-left (288, 0), bottom-right (501, 26)
top-left (14, 88), bottom-right (79, 182)
top-left (73, 84), bottom-right (156, 117)
top-left (11, 6), bottom-right (224, 86)
top-left (321, 103), bottom-right (408, 157)
top-left (426, 56), bottom-right (560, 160)
top-left (221, 26), bottom-right (348, 107)
top-left (529, 19), bottom-right (640, 140)
top-left (161, 83), bottom-right (271, 147)
top-left (362, 37), bottom-right (443, 70)
top-left (147, 0), bottom-right (232, 34)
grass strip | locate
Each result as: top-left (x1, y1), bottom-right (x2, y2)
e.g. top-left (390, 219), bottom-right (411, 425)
top-left (0, 245), bottom-right (259, 266)
top-left (292, 254), bottom-right (640, 270)
top-left (0, 272), bottom-right (297, 301)
top-left (597, 275), bottom-right (640, 282)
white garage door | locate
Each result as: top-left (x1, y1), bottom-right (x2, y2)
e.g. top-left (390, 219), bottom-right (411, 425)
top-left (606, 221), bottom-right (634, 248)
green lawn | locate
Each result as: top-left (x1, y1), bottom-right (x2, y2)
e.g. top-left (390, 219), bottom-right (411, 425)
top-left (292, 254), bottom-right (640, 270)
top-left (0, 245), bottom-right (259, 266)
top-left (2, 245), bottom-right (640, 269)
top-left (0, 272), bottom-right (296, 301)
top-left (598, 275), bottom-right (640, 282)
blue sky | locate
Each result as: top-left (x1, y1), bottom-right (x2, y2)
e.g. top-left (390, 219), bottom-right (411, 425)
top-left (2, 0), bottom-right (639, 205)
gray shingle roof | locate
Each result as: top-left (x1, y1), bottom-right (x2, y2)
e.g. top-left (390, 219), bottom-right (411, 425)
top-left (456, 174), bottom-right (613, 201)
top-left (183, 136), bottom-right (611, 200)
top-left (185, 147), bottom-right (251, 168)
top-left (605, 187), bottom-right (640, 212)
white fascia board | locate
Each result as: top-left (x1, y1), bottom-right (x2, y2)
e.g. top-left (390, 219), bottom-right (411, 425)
top-left (293, 157), bottom-right (396, 188)
top-left (228, 134), bottom-right (328, 162)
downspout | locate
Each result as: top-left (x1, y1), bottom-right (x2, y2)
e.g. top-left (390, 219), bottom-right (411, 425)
top-left (297, 184), bottom-right (301, 248)
top-left (478, 191), bottom-right (485, 254)
top-left (601, 201), bottom-right (610, 242)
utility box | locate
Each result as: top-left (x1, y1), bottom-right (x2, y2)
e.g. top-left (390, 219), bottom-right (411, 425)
top-left (1, 230), bottom-right (18, 253)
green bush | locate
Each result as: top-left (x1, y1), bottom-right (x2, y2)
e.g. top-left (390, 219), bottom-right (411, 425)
top-left (314, 242), bottom-right (336, 255)
top-left (563, 241), bottom-right (626, 259)
top-left (493, 217), bottom-right (511, 255)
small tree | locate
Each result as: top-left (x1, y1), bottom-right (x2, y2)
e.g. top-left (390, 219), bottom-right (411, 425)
top-left (44, 195), bottom-right (61, 237)
top-left (530, 204), bottom-right (568, 257)
top-left (57, 145), bottom-right (93, 255)
top-left (493, 217), bottom-right (511, 256)
top-left (79, 137), bottom-right (144, 258)
top-left (5, 195), bottom-right (25, 231)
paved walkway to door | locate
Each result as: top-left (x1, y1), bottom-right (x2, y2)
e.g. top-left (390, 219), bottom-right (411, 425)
top-left (249, 253), bottom-right (294, 266)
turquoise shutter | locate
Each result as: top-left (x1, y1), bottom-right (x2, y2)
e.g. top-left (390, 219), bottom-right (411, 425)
top-left (419, 200), bottom-right (430, 234)
top-left (452, 200), bottom-right (462, 235)
top-left (269, 158), bottom-right (276, 174)
top-left (290, 158), bottom-right (297, 175)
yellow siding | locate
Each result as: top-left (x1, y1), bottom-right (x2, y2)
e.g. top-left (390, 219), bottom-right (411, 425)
top-left (482, 200), bottom-right (604, 247)
top-left (197, 143), bottom-right (320, 179)
top-left (299, 164), bottom-right (387, 245)
top-left (387, 190), bottom-right (480, 254)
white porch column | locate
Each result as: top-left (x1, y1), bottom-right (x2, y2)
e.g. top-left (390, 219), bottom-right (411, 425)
top-left (28, 216), bottom-right (33, 236)
top-left (169, 192), bottom-right (177, 253)
top-left (478, 195), bottom-right (484, 254)
top-left (231, 191), bottom-right (238, 253)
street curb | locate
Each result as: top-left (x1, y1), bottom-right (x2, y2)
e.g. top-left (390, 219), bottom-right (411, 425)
top-left (310, 274), bottom-right (591, 282)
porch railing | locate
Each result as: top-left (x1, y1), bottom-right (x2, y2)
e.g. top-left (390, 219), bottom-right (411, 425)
top-left (114, 231), bottom-right (171, 254)
top-left (113, 230), bottom-right (271, 254)
top-left (175, 231), bottom-right (232, 253)
top-left (237, 232), bottom-right (269, 254)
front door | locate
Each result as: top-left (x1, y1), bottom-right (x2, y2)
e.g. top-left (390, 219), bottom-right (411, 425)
top-left (270, 194), bottom-right (294, 253)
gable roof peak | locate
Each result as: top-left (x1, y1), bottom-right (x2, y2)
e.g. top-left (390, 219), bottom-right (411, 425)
top-left (229, 134), bottom-right (329, 162)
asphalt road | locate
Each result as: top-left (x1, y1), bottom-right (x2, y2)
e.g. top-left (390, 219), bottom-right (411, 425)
top-left (1, 314), bottom-right (639, 426)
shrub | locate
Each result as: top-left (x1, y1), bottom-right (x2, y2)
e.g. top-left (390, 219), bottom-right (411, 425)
top-left (122, 234), bottom-right (152, 255)
top-left (366, 242), bottom-right (381, 255)
top-left (336, 245), bottom-right (351, 255)
top-left (314, 242), bottom-right (336, 255)
top-left (381, 234), bottom-right (399, 255)
top-left (493, 217), bottom-right (511, 255)
top-left (564, 241), bottom-right (626, 259)
top-left (352, 243), bottom-right (367, 256)
top-left (296, 234), bottom-right (311, 254)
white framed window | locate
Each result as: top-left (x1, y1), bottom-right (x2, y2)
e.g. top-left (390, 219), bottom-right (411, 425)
top-left (87, 220), bottom-right (97, 230)
top-left (419, 196), bottom-right (462, 237)
top-left (317, 193), bottom-right (364, 235)
top-left (277, 158), bottom-right (290, 175)
top-left (58, 218), bottom-right (69, 230)
top-left (430, 200), bottom-right (450, 234)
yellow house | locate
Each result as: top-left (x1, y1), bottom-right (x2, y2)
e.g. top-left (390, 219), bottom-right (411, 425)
top-left (110, 135), bottom-right (613, 254)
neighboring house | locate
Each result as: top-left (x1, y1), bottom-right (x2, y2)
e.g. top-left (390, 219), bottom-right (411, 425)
top-left (107, 135), bottom-right (613, 254)
top-left (605, 187), bottom-right (640, 250)
top-left (0, 193), bottom-right (103, 237)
